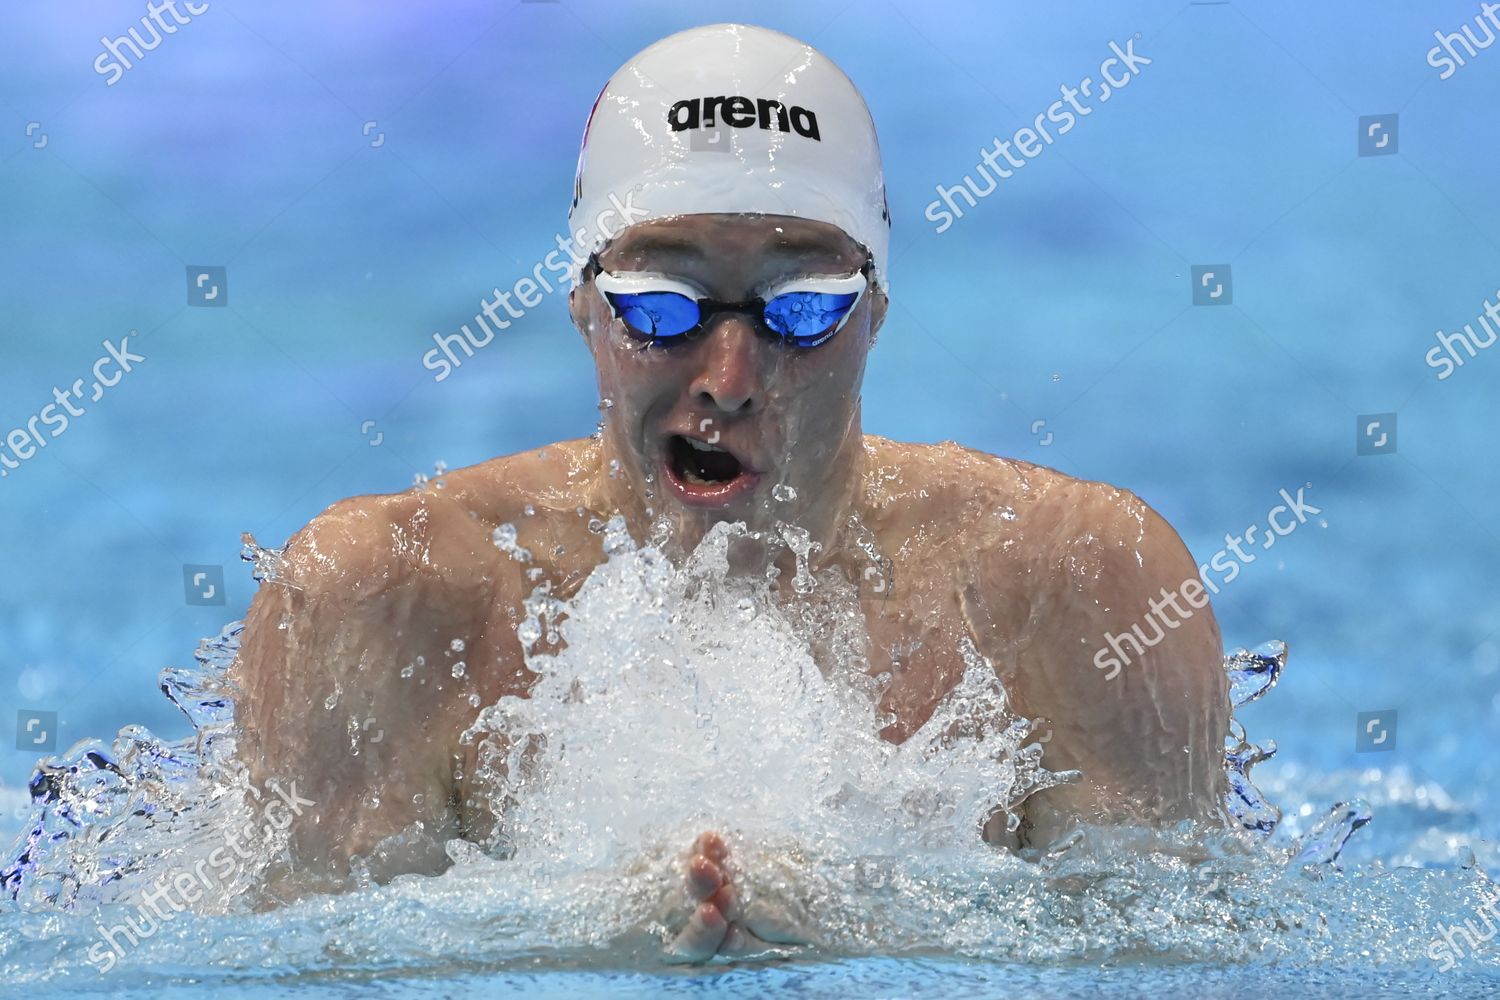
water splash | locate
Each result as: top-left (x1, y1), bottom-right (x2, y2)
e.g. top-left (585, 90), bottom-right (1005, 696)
top-left (7, 520), bottom-right (1476, 984)
top-left (1223, 640), bottom-right (1286, 834)
top-left (1, 625), bottom-right (282, 916)
top-left (463, 517), bottom-right (1074, 877)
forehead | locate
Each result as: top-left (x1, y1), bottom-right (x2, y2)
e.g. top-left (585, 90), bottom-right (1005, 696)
top-left (599, 214), bottom-right (866, 280)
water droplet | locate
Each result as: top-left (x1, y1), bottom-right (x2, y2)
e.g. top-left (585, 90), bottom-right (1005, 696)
top-left (452, 661), bottom-right (467, 679)
top-left (608, 459), bottom-right (622, 478)
top-left (588, 517), bottom-right (605, 533)
top-left (412, 793), bottom-right (425, 806)
top-left (772, 483), bottom-right (797, 502)
top-left (999, 507), bottom-right (1017, 521)
top-left (493, 523), bottom-right (534, 563)
top-left (523, 504), bottom-right (536, 517)
top-left (450, 638), bottom-right (466, 653)
top-left (400, 663), bottom-right (415, 679)
top-left (604, 515), bottom-right (634, 555)
top-left (468, 692), bottom-right (482, 707)
top-left (518, 619), bottom-right (542, 647)
top-left (323, 686), bottom-right (340, 710)
top-left (598, 397), bottom-right (614, 410)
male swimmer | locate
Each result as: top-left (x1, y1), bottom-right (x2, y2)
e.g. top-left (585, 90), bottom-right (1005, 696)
top-left (230, 24), bottom-right (1228, 962)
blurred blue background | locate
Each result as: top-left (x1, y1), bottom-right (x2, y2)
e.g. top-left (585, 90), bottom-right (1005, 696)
top-left (2, 1), bottom-right (1497, 849)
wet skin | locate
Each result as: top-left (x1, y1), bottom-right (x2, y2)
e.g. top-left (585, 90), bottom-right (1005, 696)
top-left (229, 215), bottom-right (1230, 957)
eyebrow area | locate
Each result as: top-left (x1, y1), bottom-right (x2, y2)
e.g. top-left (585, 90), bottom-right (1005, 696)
top-left (607, 227), bottom-right (856, 270)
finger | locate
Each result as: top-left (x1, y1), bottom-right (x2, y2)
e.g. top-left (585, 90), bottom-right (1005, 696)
top-left (743, 905), bottom-right (808, 946)
top-left (686, 854), bottom-right (723, 901)
top-left (693, 831), bottom-right (729, 865)
top-left (719, 921), bottom-right (784, 960)
top-left (709, 882), bottom-right (740, 924)
top-left (664, 902), bottom-right (729, 964)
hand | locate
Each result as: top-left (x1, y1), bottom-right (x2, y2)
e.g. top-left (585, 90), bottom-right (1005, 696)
top-left (664, 831), bottom-right (807, 964)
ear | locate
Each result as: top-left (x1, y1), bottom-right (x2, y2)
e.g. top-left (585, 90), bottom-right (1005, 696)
top-left (569, 279), bottom-right (597, 358)
top-left (866, 285), bottom-right (888, 344)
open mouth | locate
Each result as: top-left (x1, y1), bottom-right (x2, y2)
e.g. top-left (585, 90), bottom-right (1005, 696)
top-left (663, 434), bottom-right (758, 505)
top-left (669, 434), bottom-right (742, 484)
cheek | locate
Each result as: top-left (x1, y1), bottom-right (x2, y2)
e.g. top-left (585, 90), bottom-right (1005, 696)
top-left (594, 339), bottom-right (685, 424)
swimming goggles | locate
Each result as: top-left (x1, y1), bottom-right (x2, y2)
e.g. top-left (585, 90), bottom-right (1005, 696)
top-left (590, 253), bottom-right (871, 348)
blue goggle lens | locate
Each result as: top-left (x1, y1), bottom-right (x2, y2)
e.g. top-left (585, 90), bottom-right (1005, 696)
top-left (605, 290), bottom-right (859, 347)
top-left (763, 291), bottom-right (860, 346)
top-left (606, 291), bottom-right (703, 340)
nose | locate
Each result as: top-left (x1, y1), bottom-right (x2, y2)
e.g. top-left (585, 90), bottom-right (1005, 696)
top-left (689, 315), bottom-right (767, 414)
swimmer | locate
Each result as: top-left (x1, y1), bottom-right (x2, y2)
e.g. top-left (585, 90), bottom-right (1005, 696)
top-left (230, 24), bottom-right (1229, 958)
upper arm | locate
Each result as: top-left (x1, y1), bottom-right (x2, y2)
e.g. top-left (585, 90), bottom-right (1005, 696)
top-left (997, 479), bottom-right (1229, 837)
top-left (230, 491), bottom-right (512, 882)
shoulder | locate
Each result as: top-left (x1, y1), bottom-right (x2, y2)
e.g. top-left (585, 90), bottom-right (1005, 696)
top-left (861, 435), bottom-right (1173, 559)
top-left (273, 438), bottom-right (597, 597)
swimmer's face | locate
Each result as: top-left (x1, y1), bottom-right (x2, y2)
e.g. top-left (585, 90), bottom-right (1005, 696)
top-left (570, 214), bottom-right (887, 534)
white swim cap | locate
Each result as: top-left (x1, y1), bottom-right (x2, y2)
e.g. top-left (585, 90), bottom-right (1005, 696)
top-left (567, 23), bottom-right (890, 291)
